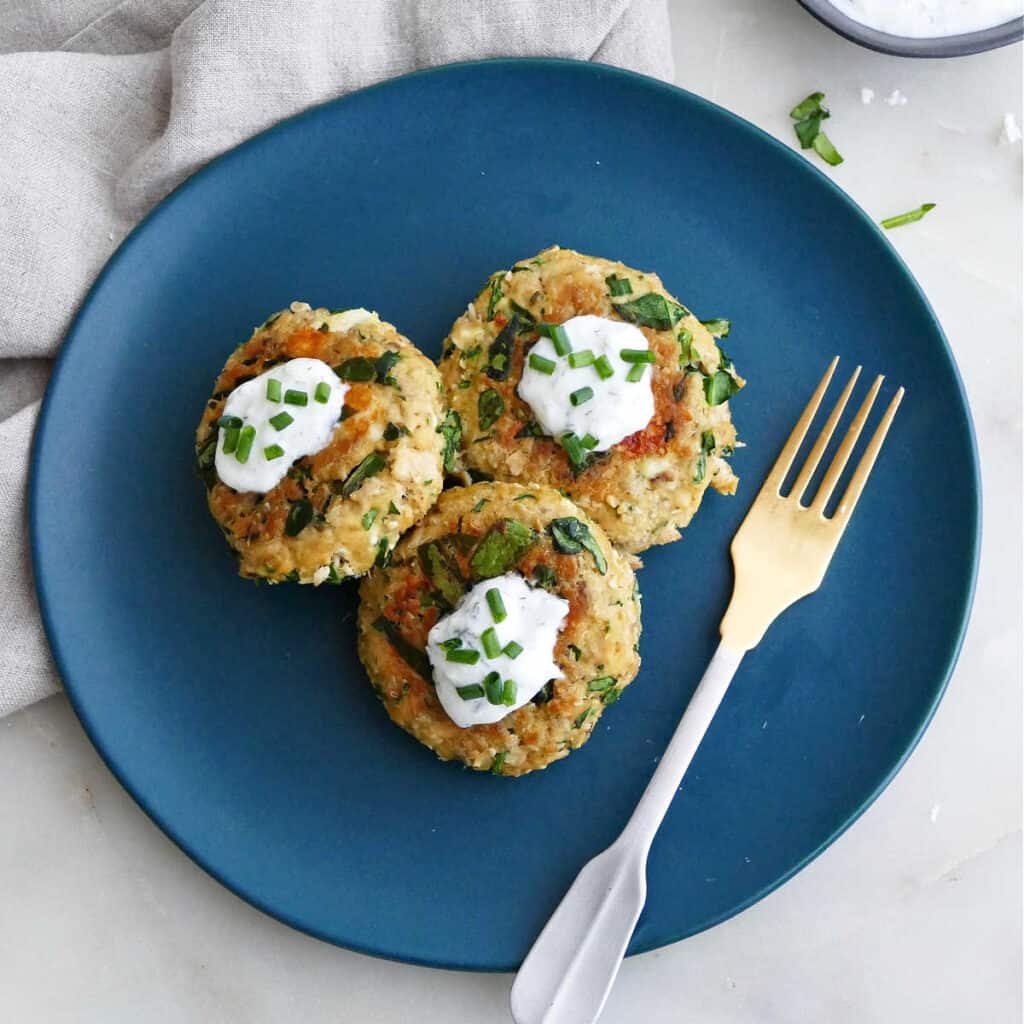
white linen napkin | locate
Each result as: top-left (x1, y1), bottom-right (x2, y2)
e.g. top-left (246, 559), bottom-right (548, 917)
top-left (0, 0), bottom-right (673, 717)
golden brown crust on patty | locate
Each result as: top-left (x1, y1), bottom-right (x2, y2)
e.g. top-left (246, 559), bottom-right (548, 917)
top-left (438, 247), bottom-right (744, 554)
top-left (196, 303), bottom-right (445, 583)
top-left (357, 482), bottom-right (642, 776)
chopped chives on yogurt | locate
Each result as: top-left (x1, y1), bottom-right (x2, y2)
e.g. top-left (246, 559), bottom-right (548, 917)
top-left (594, 355), bottom-right (614, 380)
top-left (235, 425), bottom-right (256, 464)
top-left (570, 386), bottom-right (594, 406)
top-left (620, 349), bottom-right (655, 364)
top-left (568, 350), bottom-right (595, 369)
top-left (502, 640), bottom-right (524, 659)
top-left (314, 381), bottom-right (331, 403)
top-left (537, 322), bottom-right (572, 356)
top-left (486, 588), bottom-right (507, 623)
top-left (263, 443), bottom-right (285, 461)
top-left (483, 671), bottom-right (504, 705)
top-left (284, 389), bottom-right (308, 406)
top-left (880, 203), bottom-right (936, 230)
top-left (501, 679), bottom-right (517, 706)
top-left (447, 647), bottom-right (481, 665)
top-left (528, 353), bottom-right (557, 375)
top-left (626, 363), bottom-right (646, 383)
top-left (217, 415), bottom-right (243, 429)
top-left (266, 379), bottom-right (282, 402)
top-left (580, 433), bottom-right (598, 450)
top-left (457, 684), bottom-right (485, 701)
top-left (481, 627), bottom-right (502, 659)
top-left (222, 426), bottom-right (240, 454)
top-left (269, 411), bottom-right (293, 431)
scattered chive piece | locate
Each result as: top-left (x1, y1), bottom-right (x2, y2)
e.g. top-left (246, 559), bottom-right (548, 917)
top-left (483, 671), bottom-right (504, 705)
top-left (789, 91), bottom-right (825, 120)
top-left (587, 676), bottom-right (616, 693)
top-left (486, 588), bottom-right (507, 623)
top-left (269, 411), bottom-right (293, 431)
top-left (481, 627), bottom-right (502, 659)
top-left (570, 386), bottom-right (594, 407)
top-left (812, 131), bottom-right (844, 166)
top-left (880, 203), bottom-right (936, 230)
top-left (620, 349), bottom-right (656, 364)
top-left (222, 426), bottom-right (240, 454)
top-left (568, 349), bottom-right (595, 369)
top-left (503, 640), bottom-right (524, 659)
top-left (263, 444), bottom-right (285, 461)
top-left (439, 637), bottom-right (462, 652)
top-left (234, 425), bottom-right (256, 464)
top-left (266, 379), bottom-right (282, 402)
top-left (447, 647), bottom-right (480, 665)
top-left (580, 433), bottom-right (598, 450)
top-left (528, 352), bottom-right (557, 375)
top-left (594, 355), bottom-right (614, 380)
top-left (457, 684), bottom-right (485, 701)
top-left (388, 501), bottom-right (400, 515)
top-left (314, 381), bottom-right (331, 403)
top-left (560, 432), bottom-right (587, 469)
top-left (284, 389), bottom-right (308, 406)
top-left (217, 415), bottom-right (243, 430)
top-left (501, 679), bottom-right (517, 706)
top-left (491, 751), bottom-right (507, 774)
top-left (537, 323), bottom-right (571, 355)
top-left (626, 363), bottom-right (646, 382)
top-left (361, 508), bottom-right (379, 530)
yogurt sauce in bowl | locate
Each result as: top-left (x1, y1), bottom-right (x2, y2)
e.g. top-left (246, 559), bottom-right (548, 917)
top-left (826, 0), bottom-right (1022, 38)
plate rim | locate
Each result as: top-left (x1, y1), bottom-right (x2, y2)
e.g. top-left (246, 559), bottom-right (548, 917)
top-left (29, 56), bottom-right (982, 972)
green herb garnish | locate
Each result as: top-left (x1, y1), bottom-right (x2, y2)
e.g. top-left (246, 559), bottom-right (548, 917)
top-left (418, 541), bottom-right (465, 608)
top-left (263, 444), bottom-right (285, 461)
top-left (447, 647), bottom-right (481, 665)
top-left (217, 415), bottom-right (243, 430)
top-left (620, 349), bottom-right (655, 364)
top-left (812, 132), bottom-right (843, 166)
top-left (537, 322), bottom-right (571, 356)
top-left (437, 410), bottom-right (462, 473)
top-left (606, 274), bottom-right (633, 297)
top-left (269, 411), bottom-right (293, 431)
top-left (573, 707), bottom-right (592, 729)
top-left (570, 386), bottom-right (594, 407)
top-left (483, 671), bottom-right (504, 705)
top-left (334, 357), bottom-right (375, 381)
top-left (486, 275), bottom-right (503, 320)
top-left (481, 627), bottom-right (502, 659)
top-left (594, 355), bottom-right (614, 380)
top-left (549, 516), bottom-right (608, 574)
top-left (693, 430), bottom-right (716, 483)
top-left (532, 565), bottom-right (557, 589)
top-left (235, 425), bottom-right (256, 464)
top-left (568, 350), bottom-right (595, 369)
top-left (221, 426), bottom-right (240, 454)
top-left (339, 452), bottom-right (386, 497)
top-left (501, 679), bottom-right (517, 706)
top-left (559, 432), bottom-right (588, 470)
top-left (587, 676), bottom-right (615, 693)
top-left (677, 328), bottom-right (694, 365)
top-left (626, 363), bottom-right (646, 383)
top-left (383, 422), bottom-right (401, 441)
top-left (880, 203), bottom-right (936, 230)
top-left (580, 433), bottom-right (598, 450)
top-left (284, 498), bottom-right (314, 536)
top-left (284, 389), bottom-right (308, 406)
top-left (529, 353), bottom-right (556, 375)
top-left (266, 379), bottom-right (282, 402)
top-left (490, 751), bottom-right (507, 774)
top-left (470, 519), bottom-right (536, 578)
top-left (371, 616), bottom-right (430, 680)
top-left (700, 319), bottom-right (730, 338)
top-left (486, 314), bottom-right (520, 380)
top-left (503, 641), bottom-right (523, 659)
top-left (789, 91), bottom-right (844, 166)
top-left (478, 389), bottom-right (505, 432)
top-left (486, 588), bottom-right (507, 623)
top-left (314, 381), bottom-right (331, 403)
top-left (457, 684), bottom-right (485, 700)
top-left (613, 293), bottom-right (687, 331)
top-left (361, 508), bottom-right (379, 530)
top-left (704, 371), bottom-right (740, 407)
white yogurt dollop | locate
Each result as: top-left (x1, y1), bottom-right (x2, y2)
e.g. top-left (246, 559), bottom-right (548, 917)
top-left (827, 0), bottom-right (1022, 38)
top-left (517, 315), bottom-right (655, 452)
top-left (215, 358), bottom-right (348, 493)
top-left (427, 573), bottom-right (569, 728)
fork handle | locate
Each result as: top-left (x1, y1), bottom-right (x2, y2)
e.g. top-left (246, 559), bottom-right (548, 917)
top-left (510, 643), bottom-right (745, 1024)
top-left (621, 641), bottom-right (745, 848)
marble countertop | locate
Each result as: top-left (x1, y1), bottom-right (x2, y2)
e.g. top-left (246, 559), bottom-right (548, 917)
top-left (1, 1), bottom-right (1020, 1020)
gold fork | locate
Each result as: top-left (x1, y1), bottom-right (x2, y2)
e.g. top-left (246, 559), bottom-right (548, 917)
top-left (511, 358), bottom-right (904, 1024)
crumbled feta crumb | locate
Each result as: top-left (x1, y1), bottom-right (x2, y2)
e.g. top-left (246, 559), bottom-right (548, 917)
top-left (312, 565), bottom-right (330, 586)
top-left (884, 89), bottom-right (908, 107)
top-left (999, 112), bottom-right (1022, 145)
top-left (860, 87), bottom-right (875, 105)
top-left (503, 270), bottom-right (513, 283)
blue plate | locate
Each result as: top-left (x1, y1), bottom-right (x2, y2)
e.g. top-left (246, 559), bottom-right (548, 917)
top-left (31, 60), bottom-right (979, 970)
